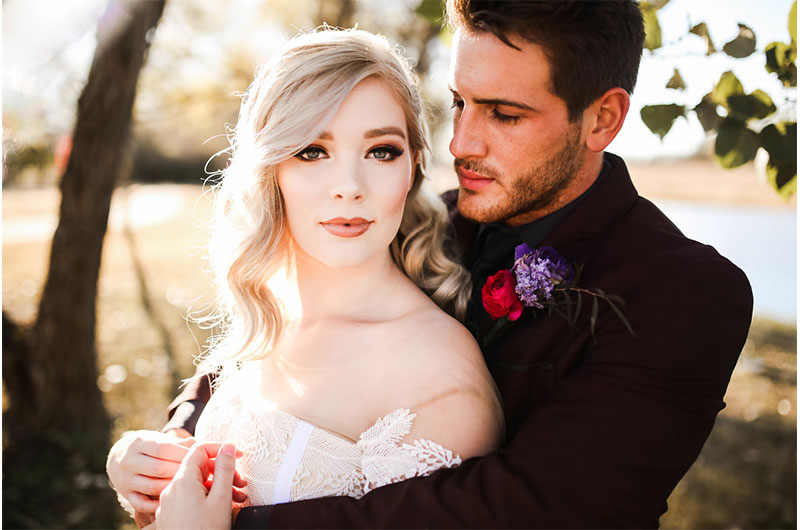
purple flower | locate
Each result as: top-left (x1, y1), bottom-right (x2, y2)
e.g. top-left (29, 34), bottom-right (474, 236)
top-left (512, 244), bottom-right (574, 309)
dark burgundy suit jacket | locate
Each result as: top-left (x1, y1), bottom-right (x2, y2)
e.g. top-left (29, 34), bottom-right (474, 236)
top-left (168, 153), bottom-right (753, 528)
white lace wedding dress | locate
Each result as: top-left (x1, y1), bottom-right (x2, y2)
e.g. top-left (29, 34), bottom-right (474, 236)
top-left (194, 370), bottom-right (462, 505)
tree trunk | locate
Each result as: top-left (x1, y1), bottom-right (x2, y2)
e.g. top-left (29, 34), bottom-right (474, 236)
top-left (3, 1), bottom-right (166, 527)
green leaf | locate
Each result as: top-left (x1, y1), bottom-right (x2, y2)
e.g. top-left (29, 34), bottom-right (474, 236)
top-left (666, 68), bottom-right (686, 90)
top-left (415, 0), bottom-right (443, 23)
top-left (711, 71), bottom-right (745, 108)
top-left (640, 104), bottom-right (686, 139)
top-left (642, 0), bottom-right (671, 9)
top-left (693, 94), bottom-right (723, 132)
top-left (766, 162), bottom-right (797, 198)
top-left (690, 22), bottom-right (716, 54)
top-left (723, 23), bottom-right (757, 58)
top-left (641, 5), bottom-right (662, 51)
top-left (727, 90), bottom-right (777, 121)
top-left (714, 118), bottom-right (760, 168)
top-left (607, 299), bottom-right (636, 337)
top-left (765, 41), bottom-right (798, 87)
top-left (759, 122), bottom-right (797, 165)
top-left (761, 121), bottom-right (798, 197)
top-left (790, 1), bottom-right (797, 44)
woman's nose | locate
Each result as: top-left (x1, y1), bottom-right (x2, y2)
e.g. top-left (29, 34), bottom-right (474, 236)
top-left (330, 158), bottom-right (365, 201)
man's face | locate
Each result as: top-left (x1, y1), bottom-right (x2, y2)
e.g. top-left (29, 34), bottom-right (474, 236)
top-left (448, 29), bottom-right (585, 226)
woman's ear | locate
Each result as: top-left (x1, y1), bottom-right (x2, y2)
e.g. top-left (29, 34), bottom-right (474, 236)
top-left (409, 152), bottom-right (421, 192)
top-left (583, 87), bottom-right (630, 153)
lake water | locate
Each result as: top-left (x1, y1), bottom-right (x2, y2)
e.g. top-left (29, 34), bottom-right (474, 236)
top-left (654, 199), bottom-right (797, 326)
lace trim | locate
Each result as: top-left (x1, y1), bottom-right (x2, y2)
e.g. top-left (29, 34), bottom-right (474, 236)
top-left (195, 382), bottom-right (462, 504)
top-left (358, 408), bottom-right (462, 495)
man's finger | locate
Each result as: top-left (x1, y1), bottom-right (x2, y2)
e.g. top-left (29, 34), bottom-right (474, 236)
top-left (139, 438), bottom-right (195, 462)
top-left (207, 441), bottom-right (236, 507)
top-left (128, 491), bottom-right (160, 514)
top-left (131, 474), bottom-right (172, 496)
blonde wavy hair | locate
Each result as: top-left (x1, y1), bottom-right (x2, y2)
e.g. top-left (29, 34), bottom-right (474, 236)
top-left (199, 28), bottom-right (470, 373)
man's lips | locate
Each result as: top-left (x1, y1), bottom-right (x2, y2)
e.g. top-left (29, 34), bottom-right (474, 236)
top-left (320, 217), bottom-right (372, 238)
top-left (456, 165), bottom-right (494, 191)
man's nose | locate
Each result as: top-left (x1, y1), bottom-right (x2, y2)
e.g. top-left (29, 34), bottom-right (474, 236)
top-left (330, 157), bottom-right (365, 201)
top-left (449, 107), bottom-right (487, 159)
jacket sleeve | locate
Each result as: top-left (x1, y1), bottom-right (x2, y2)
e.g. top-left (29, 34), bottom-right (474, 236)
top-left (233, 256), bottom-right (752, 528)
top-left (162, 372), bottom-right (215, 435)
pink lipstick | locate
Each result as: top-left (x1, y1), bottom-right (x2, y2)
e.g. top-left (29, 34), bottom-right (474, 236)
top-left (320, 217), bottom-right (372, 238)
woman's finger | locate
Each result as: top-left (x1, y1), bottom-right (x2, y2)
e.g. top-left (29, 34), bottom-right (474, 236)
top-left (206, 442), bottom-right (236, 507)
top-left (232, 486), bottom-right (248, 504)
top-left (206, 456), bottom-right (248, 487)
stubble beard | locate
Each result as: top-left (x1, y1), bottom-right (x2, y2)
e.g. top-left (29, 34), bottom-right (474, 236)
top-left (457, 121), bottom-right (583, 225)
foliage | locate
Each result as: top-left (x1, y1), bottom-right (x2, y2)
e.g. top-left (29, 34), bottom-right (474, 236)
top-left (639, 1), bottom-right (797, 198)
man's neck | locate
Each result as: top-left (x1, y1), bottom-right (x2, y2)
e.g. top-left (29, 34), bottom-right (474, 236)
top-left (505, 151), bottom-right (604, 227)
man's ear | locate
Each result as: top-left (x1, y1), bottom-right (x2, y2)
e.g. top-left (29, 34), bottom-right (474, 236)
top-left (583, 87), bottom-right (630, 153)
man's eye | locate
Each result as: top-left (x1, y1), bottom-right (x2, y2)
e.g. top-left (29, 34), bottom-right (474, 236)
top-left (368, 145), bottom-right (403, 161)
top-left (491, 109), bottom-right (521, 124)
top-left (451, 97), bottom-right (465, 110)
top-left (296, 146), bottom-right (328, 161)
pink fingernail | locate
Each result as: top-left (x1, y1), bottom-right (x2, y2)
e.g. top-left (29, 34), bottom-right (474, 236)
top-left (221, 442), bottom-right (235, 456)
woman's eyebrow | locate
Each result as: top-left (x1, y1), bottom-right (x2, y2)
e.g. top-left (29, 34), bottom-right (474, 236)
top-left (364, 126), bottom-right (406, 139)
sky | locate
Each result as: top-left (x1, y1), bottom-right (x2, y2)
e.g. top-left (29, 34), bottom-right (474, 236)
top-left (2, 0), bottom-right (796, 160)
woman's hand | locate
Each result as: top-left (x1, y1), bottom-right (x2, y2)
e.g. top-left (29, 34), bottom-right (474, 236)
top-left (107, 430), bottom-right (197, 515)
top-left (155, 441), bottom-right (244, 530)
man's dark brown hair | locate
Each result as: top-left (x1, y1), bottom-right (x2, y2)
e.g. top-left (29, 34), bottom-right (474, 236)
top-left (446, 0), bottom-right (645, 121)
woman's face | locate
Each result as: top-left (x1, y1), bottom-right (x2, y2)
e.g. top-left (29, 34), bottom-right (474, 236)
top-left (277, 77), bottom-right (414, 270)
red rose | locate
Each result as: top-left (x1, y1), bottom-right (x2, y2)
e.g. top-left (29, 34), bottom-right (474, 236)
top-left (482, 270), bottom-right (523, 321)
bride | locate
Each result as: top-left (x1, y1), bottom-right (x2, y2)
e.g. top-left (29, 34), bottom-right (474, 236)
top-left (107, 27), bottom-right (503, 527)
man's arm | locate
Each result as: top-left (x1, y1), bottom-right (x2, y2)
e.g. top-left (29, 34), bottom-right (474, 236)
top-left (163, 372), bottom-right (215, 435)
top-left (234, 258), bottom-right (753, 528)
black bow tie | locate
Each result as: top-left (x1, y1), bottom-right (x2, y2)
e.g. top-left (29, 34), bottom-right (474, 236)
top-left (465, 225), bottom-right (522, 337)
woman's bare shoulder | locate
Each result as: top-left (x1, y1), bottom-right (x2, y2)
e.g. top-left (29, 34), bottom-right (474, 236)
top-left (379, 306), bottom-right (505, 458)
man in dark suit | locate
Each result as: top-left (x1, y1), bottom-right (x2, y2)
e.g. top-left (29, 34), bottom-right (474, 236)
top-left (135, 1), bottom-right (753, 527)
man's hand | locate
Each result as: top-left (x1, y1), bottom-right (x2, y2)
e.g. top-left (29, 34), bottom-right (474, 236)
top-left (107, 430), bottom-right (198, 515)
top-left (155, 441), bottom-right (245, 530)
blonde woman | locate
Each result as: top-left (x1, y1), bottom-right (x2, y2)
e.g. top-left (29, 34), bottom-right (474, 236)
top-left (107, 28), bottom-right (503, 527)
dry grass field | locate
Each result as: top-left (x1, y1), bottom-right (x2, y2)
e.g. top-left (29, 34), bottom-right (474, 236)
top-left (2, 160), bottom-right (796, 528)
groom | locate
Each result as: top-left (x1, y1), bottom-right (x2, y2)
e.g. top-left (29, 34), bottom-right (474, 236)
top-left (165, 1), bottom-right (753, 527)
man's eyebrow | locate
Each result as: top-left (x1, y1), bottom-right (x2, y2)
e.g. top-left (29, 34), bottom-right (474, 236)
top-left (449, 86), bottom-right (535, 111)
top-left (364, 126), bottom-right (406, 139)
top-left (474, 97), bottom-right (536, 111)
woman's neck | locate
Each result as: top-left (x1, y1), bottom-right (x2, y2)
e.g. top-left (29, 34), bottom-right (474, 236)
top-left (280, 244), bottom-right (411, 325)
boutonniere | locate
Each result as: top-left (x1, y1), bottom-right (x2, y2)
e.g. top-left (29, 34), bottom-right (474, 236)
top-left (481, 244), bottom-right (633, 345)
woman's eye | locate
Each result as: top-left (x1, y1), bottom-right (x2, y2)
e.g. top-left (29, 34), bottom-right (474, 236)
top-left (451, 96), bottom-right (464, 110)
top-left (296, 146), bottom-right (328, 161)
top-left (368, 145), bottom-right (403, 161)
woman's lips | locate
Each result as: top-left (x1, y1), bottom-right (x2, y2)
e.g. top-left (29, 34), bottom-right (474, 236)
top-left (320, 217), bottom-right (372, 238)
top-left (457, 165), bottom-right (494, 191)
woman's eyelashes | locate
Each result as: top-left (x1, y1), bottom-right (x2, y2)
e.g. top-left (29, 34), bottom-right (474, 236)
top-left (296, 145), bottom-right (328, 161)
top-left (295, 144), bottom-right (404, 162)
top-left (367, 145), bottom-right (403, 161)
